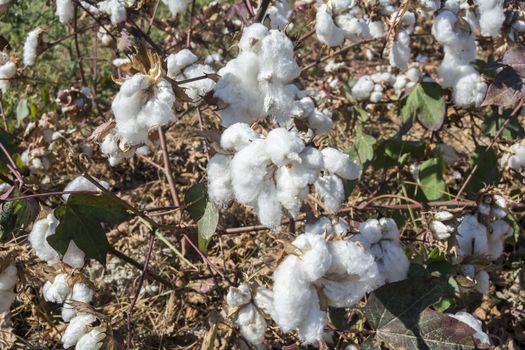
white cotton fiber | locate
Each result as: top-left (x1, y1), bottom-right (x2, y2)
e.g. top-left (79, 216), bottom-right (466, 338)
top-left (358, 219), bottom-right (382, 245)
top-left (162, 0), bottom-right (191, 16)
top-left (226, 283), bottom-right (252, 308)
top-left (314, 174), bottom-right (345, 213)
top-left (62, 313), bottom-right (97, 348)
top-left (56, 0), bottom-right (74, 24)
top-left (487, 219), bottom-right (513, 260)
top-left (29, 214), bottom-right (61, 264)
top-left (220, 123), bottom-right (261, 152)
top-left (352, 75), bottom-right (375, 100)
top-left (75, 326), bottom-right (106, 350)
top-left (370, 240), bottom-right (409, 283)
top-left (207, 154), bottom-right (233, 207)
top-left (62, 241), bottom-right (86, 268)
top-left (293, 234), bottom-right (332, 282)
top-left (259, 30), bottom-right (300, 82)
top-left (0, 59), bottom-right (16, 93)
top-left (321, 147), bottom-right (360, 180)
top-left (266, 0), bottom-right (291, 30)
top-left (476, 0), bottom-right (504, 37)
top-left (239, 23), bottom-right (269, 53)
top-left (166, 49), bottom-right (198, 78)
top-left (456, 215), bottom-right (489, 257)
top-left (448, 311), bottom-right (491, 345)
top-left (256, 181), bottom-right (283, 229)
top-left (23, 29), bottom-right (40, 66)
top-left (97, 0), bottom-right (127, 24)
top-left (316, 4), bottom-right (345, 47)
top-left (235, 303), bottom-right (267, 345)
top-left (180, 63), bottom-right (216, 101)
top-left (63, 175), bottom-right (109, 201)
top-left (43, 273), bottom-right (71, 304)
top-left (62, 283), bottom-right (95, 321)
top-left (265, 128), bottom-right (304, 167)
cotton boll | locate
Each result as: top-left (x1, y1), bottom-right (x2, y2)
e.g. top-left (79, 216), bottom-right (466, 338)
top-left (453, 71), bottom-right (484, 107)
top-left (166, 49), bottom-right (198, 78)
top-left (321, 148), bottom-right (360, 180)
top-left (230, 139), bottom-right (271, 205)
top-left (162, 0), bottom-right (191, 16)
top-left (430, 220), bottom-right (454, 240)
top-left (220, 123), bottom-right (261, 152)
top-left (136, 79), bottom-right (176, 130)
top-left (75, 326), bottom-right (106, 350)
top-left (56, 0), bottom-right (74, 24)
top-left (265, 128), bottom-right (304, 167)
top-left (227, 284), bottom-right (252, 308)
top-left (369, 21), bottom-right (384, 38)
top-left (259, 30), bottom-right (300, 82)
top-left (255, 180), bottom-right (283, 229)
top-left (207, 154), bottom-right (233, 207)
top-left (43, 274), bottom-right (71, 304)
top-left (370, 240), bottom-right (409, 283)
top-left (351, 75), bottom-right (374, 100)
top-left (254, 287), bottom-right (276, 319)
top-left (266, 0), bottom-right (291, 30)
top-left (62, 313), bottom-right (97, 349)
top-left (261, 81), bottom-right (297, 124)
top-left (456, 215), bottom-right (489, 257)
top-left (28, 214), bottom-right (61, 264)
top-left (97, 0), bottom-right (127, 24)
top-left (180, 64), bottom-right (216, 101)
top-left (62, 241), bottom-right (86, 269)
top-left (305, 216), bottom-right (333, 236)
top-left (389, 31), bottom-right (411, 69)
top-left (335, 14), bottom-right (370, 42)
top-left (63, 176), bottom-right (109, 201)
top-left (477, 0), bottom-right (504, 37)
top-left (448, 311), bottom-right (491, 346)
top-left (379, 218), bottom-right (400, 241)
top-left (23, 29), bottom-right (41, 66)
top-left (314, 174), bottom-right (345, 213)
top-left (239, 23), bottom-right (269, 53)
top-left (236, 303), bottom-right (267, 345)
top-left (307, 110), bottom-right (333, 135)
top-left (316, 4), bottom-right (345, 47)
top-left (295, 293), bottom-right (325, 344)
top-left (293, 234), bottom-right (332, 282)
top-left (507, 143), bottom-right (525, 171)
top-left (487, 219), bottom-right (513, 260)
top-left (100, 132), bottom-right (135, 166)
top-left (370, 91), bottom-right (382, 102)
top-left (0, 60), bottom-right (16, 93)
top-left (358, 219), bottom-right (382, 244)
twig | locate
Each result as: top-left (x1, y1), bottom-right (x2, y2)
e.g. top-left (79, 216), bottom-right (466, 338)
top-left (73, 4), bottom-right (87, 87)
top-left (186, 0), bottom-right (197, 48)
top-left (147, 0), bottom-right (161, 35)
top-left (158, 127), bottom-right (181, 208)
top-left (253, 0), bottom-right (271, 23)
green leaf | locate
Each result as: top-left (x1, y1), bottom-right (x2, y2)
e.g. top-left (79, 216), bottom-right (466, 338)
top-left (348, 125), bottom-right (376, 168)
top-left (47, 194), bottom-right (130, 264)
top-left (464, 146), bottom-right (501, 196)
top-left (373, 138), bottom-right (426, 169)
top-left (0, 198), bottom-right (39, 240)
top-left (16, 98), bottom-right (29, 126)
top-left (365, 277), bottom-right (475, 349)
top-left (197, 201), bottom-right (219, 252)
top-left (418, 158), bottom-right (446, 201)
top-left (482, 110), bottom-right (525, 141)
top-left (184, 183), bottom-right (207, 221)
top-left (401, 82), bottom-right (446, 131)
top-left (0, 202), bottom-right (16, 240)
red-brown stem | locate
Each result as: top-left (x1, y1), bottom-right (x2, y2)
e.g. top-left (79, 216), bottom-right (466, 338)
top-left (73, 4), bottom-right (87, 87)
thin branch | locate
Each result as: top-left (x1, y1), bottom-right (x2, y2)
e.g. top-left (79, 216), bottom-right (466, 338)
top-left (73, 4), bottom-right (88, 87)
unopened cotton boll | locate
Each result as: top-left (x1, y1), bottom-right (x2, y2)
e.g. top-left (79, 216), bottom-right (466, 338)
top-left (23, 29), bottom-right (41, 66)
top-left (316, 4), bottom-right (345, 47)
top-left (162, 0), bottom-right (191, 16)
top-left (321, 148), bottom-right (360, 180)
top-left (43, 273), bottom-right (71, 304)
top-left (166, 49), bottom-right (198, 78)
top-left (265, 128), bottom-right (304, 167)
top-left (62, 313), bottom-right (97, 349)
top-left (207, 154), bottom-right (233, 207)
top-left (448, 311), bottom-right (491, 346)
top-left (56, 0), bottom-right (74, 24)
top-left (75, 326), bottom-right (106, 350)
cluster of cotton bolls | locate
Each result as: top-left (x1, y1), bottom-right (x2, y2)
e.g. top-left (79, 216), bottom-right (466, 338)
top-left (161, 0), bottom-right (190, 16)
top-left (23, 28), bottom-right (42, 66)
top-left (79, 0), bottom-right (134, 25)
top-left (226, 284), bottom-right (274, 346)
top-left (350, 67), bottom-right (421, 102)
top-left (500, 141), bottom-right (525, 172)
top-left (207, 123), bottom-right (359, 229)
top-left (315, 0), bottom-right (384, 47)
top-left (431, 8), bottom-right (486, 107)
top-left (0, 51), bottom-right (16, 93)
top-left (100, 55), bottom-right (176, 165)
top-left (213, 23), bottom-right (301, 126)
top-left (27, 176), bottom-right (108, 348)
top-left (166, 49), bottom-right (216, 103)
top-left (454, 195), bottom-right (514, 294)
top-left (0, 264), bottom-right (18, 314)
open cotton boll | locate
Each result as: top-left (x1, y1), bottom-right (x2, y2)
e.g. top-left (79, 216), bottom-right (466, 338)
top-left (369, 240), bottom-right (410, 283)
top-left (0, 60), bottom-right (16, 93)
top-left (266, 0), bottom-right (291, 30)
top-left (207, 154), bottom-right (233, 207)
top-left (179, 64), bottom-right (216, 101)
top-left (255, 180), bottom-right (283, 229)
top-left (258, 30), bottom-right (300, 82)
top-left (379, 217), bottom-right (400, 241)
top-left (97, 0), bottom-right (127, 24)
top-left (63, 175), bottom-right (110, 201)
top-left (43, 273), bottom-right (71, 304)
top-left (261, 81), bottom-right (298, 124)
top-left (321, 148), bottom-right (360, 180)
top-left (487, 219), bottom-right (513, 260)
top-left (369, 20), bottom-right (385, 38)
top-left (56, 0), bottom-right (74, 24)
top-left (62, 313), bottom-right (97, 349)
top-left (23, 29), bottom-right (41, 66)
top-left (29, 214), bottom-right (61, 264)
top-left (305, 216), bottom-right (333, 236)
top-left (335, 14), bottom-right (370, 42)
top-left (476, 0), bottom-right (504, 37)
top-left (100, 132), bottom-right (135, 166)
top-left (220, 123), bottom-right (261, 152)
top-left (390, 30), bottom-right (411, 69)
top-left (239, 23), bottom-right (269, 53)
top-left (136, 79), bottom-right (176, 130)
top-left (254, 287), bottom-right (276, 320)
top-left (358, 219), bottom-right (383, 245)
top-left (230, 139), bottom-right (271, 205)
top-left (351, 75), bottom-right (374, 100)
top-left (226, 284), bottom-right (252, 308)
top-left (62, 241), bottom-right (86, 269)
top-left (236, 304), bottom-right (267, 345)
top-left (475, 270), bottom-right (490, 294)
top-left (316, 4), bottom-right (345, 47)
top-left (75, 326), bottom-right (106, 350)
top-left (265, 128), bottom-right (304, 167)
top-left (507, 143), bottom-right (525, 171)
top-left (448, 311), bottom-right (491, 346)
top-left (456, 215), bottom-right (489, 257)
top-left (295, 292), bottom-right (325, 344)
top-left (452, 72), bottom-right (486, 107)
top-left (292, 234), bottom-right (332, 282)
top-left (166, 49), bottom-right (198, 78)
top-left (162, 0), bottom-right (191, 16)
top-left (430, 220), bottom-right (454, 240)
top-left (314, 174), bottom-right (345, 213)
top-left (62, 283), bottom-right (95, 322)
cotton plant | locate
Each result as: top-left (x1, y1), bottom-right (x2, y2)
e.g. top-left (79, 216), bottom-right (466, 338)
top-left (0, 51), bottom-right (16, 93)
top-left (98, 50), bottom-right (180, 165)
top-left (0, 264), bottom-right (18, 314)
top-left (166, 49), bottom-right (216, 103)
top-left (213, 23), bottom-right (301, 126)
top-left (206, 123), bottom-right (359, 229)
top-left (431, 9), bottom-right (487, 107)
